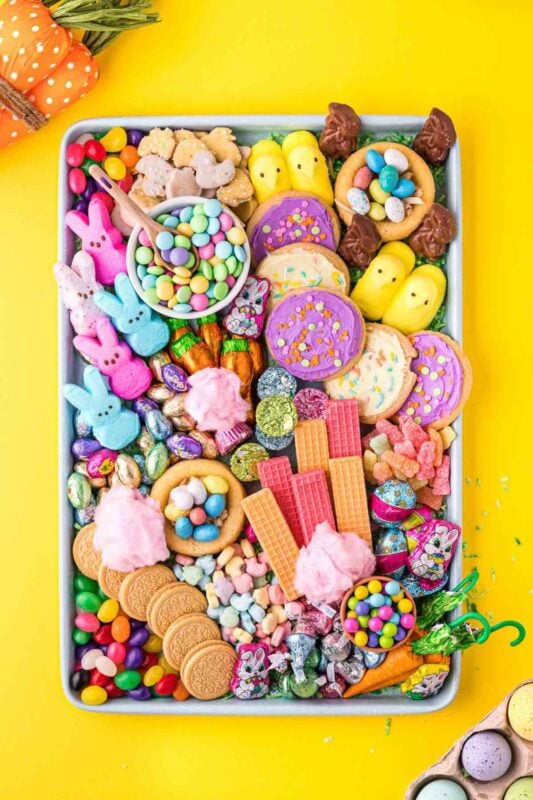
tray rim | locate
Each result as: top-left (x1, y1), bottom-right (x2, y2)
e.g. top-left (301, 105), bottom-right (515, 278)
top-left (58, 113), bottom-right (463, 716)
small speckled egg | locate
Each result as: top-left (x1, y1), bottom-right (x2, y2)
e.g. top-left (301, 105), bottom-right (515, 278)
top-left (504, 777), bottom-right (533, 800)
top-left (415, 779), bottom-right (468, 800)
top-left (508, 683), bottom-right (533, 741)
top-left (461, 730), bottom-right (513, 781)
top-left (384, 195), bottom-right (405, 223)
top-left (347, 187), bottom-right (370, 216)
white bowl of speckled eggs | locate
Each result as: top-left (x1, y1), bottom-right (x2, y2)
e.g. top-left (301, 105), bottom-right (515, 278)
top-left (126, 196), bottom-right (251, 320)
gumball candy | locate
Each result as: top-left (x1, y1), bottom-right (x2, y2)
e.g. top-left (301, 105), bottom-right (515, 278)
top-left (84, 138), bottom-right (106, 162)
top-left (394, 627), bottom-right (406, 642)
top-left (66, 142), bottom-right (85, 167)
top-left (354, 631), bottom-right (368, 647)
top-left (368, 617), bottom-right (383, 633)
top-left (398, 598), bottom-right (413, 613)
top-left (382, 622), bottom-right (398, 637)
top-left (358, 615), bottom-right (369, 629)
top-left (401, 613), bottom-right (416, 629)
top-left (368, 593), bottom-right (385, 608)
top-left (378, 605), bottom-right (393, 621)
top-left (385, 580), bottom-right (402, 596)
top-left (379, 635), bottom-right (394, 649)
top-left (367, 633), bottom-right (380, 648)
top-left (355, 601), bottom-right (370, 616)
top-left (367, 579), bottom-right (382, 594)
top-left (343, 617), bottom-right (359, 634)
top-left (347, 596), bottom-right (358, 611)
top-left (354, 585), bottom-right (369, 600)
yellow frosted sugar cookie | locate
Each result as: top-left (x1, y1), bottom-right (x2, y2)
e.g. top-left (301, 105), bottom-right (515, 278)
top-left (282, 130), bottom-right (334, 205)
top-left (248, 140), bottom-right (291, 204)
top-left (325, 324), bottom-right (417, 424)
top-left (256, 243), bottom-right (350, 310)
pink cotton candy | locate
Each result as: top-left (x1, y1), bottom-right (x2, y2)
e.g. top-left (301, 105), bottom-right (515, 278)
top-left (93, 486), bottom-right (169, 572)
top-left (295, 521), bottom-right (376, 604)
top-left (184, 367), bottom-right (250, 432)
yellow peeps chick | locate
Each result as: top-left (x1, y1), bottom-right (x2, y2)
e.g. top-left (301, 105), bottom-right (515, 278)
top-left (382, 265), bottom-right (447, 334)
top-left (351, 254), bottom-right (410, 320)
top-left (249, 140), bottom-right (292, 204)
top-left (282, 130), bottom-right (334, 205)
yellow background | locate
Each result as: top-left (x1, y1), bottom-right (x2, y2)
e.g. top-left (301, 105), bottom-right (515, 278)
top-left (1, 1), bottom-right (532, 797)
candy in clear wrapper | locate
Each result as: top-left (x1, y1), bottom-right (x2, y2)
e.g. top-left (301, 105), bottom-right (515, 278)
top-left (215, 422), bottom-right (253, 456)
top-left (286, 632), bottom-right (317, 683)
top-left (373, 526), bottom-right (408, 579)
top-left (293, 387), bottom-right (328, 421)
top-left (257, 366), bottom-right (297, 399)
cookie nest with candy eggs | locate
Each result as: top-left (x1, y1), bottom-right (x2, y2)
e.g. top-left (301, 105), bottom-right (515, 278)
top-left (334, 142), bottom-right (435, 241)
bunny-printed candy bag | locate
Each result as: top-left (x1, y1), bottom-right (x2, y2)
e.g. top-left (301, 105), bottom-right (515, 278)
top-left (94, 274), bottom-right (170, 357)
top-left (73, 317), bottom-right (152, 401)
top-left (63, 365), bottom-right (140, 450)
top-left (53, 252), bottom-right (104, 337)
top-left (400, 663), bottom-right (450, 700)
top-left (230, 643), bottom-right (270, 700)
top-left (65, 197), bottom-right (127, 286)
top-left (222, 276), bottom-right (271, 339)
top-left (406, 519), bottom-right (460, 591)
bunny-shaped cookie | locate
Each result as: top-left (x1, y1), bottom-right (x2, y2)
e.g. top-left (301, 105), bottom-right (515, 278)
top-left (73, 317), bottom-right (152, 400)
top-left (53, 251), bottom-right (104, 336)
top-left (65, 196), bottom-right (127, 286)
top-left (63, 365), bottom-right (140, 450)
top-left (94, 273), bottom-right (170, 357)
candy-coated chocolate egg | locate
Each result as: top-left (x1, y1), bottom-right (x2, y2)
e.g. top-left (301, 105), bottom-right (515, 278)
top-left (508, 683), bottom-right (533, 741)
top-left (461, 731), bottom-right (512, 781)
top-left (415, 779), bottom-right (468, 800)
top-left (504, 778), bottom-right (533, 800)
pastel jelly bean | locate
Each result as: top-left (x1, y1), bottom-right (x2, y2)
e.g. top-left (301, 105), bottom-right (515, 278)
top-left (354, 165), bottom-right (373, 189)
top-left (95, 655), bottom-right (117, 677)
top-left (369, 179), bottom-right (390, 204)
top-left (81, 685), bottom-right (108, 705)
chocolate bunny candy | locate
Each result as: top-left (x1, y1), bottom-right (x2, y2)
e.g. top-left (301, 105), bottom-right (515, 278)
top-left (73, 317), bottom-right (152, 400)
top-left (94, 274), bottom-right (170, 357)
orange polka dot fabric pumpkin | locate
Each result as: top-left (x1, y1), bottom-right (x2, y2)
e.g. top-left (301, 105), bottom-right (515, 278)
top-left (0, 0), bottom-right (159, 150)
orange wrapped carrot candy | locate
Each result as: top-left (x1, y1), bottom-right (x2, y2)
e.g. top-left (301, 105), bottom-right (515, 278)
top-left (343, 644), bottom-right (424, 698)
top-left (220, 338), bottom-right (254, 418)
top-left (197, 314), bottom-right (223, 365)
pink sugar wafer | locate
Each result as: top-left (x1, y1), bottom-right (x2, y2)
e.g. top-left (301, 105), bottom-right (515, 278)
top-left (257, 456), bottom-right (305, 547)
top-left (292, 469), bottom-right (335, 545)
top-left (325, 398), bottom-right (362, 458)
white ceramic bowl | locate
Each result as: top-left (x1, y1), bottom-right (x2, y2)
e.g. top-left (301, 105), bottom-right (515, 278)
top-left (126, 195), bottom-right (251, 320)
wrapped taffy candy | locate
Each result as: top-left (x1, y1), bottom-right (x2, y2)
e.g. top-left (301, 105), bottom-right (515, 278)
top-left (0, 0), bottom-right (159, 150)
top-left (220, 338), bottom-right (254, 415)
top-left (197, 314), bottom-right (223, 365)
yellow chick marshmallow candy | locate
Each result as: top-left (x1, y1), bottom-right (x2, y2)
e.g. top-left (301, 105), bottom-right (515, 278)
top-left (351, 252), bottom-right (412, 320)
top-left (249, 140), bottom-right (292, 204)
top-left (282, 130), bottom-right (334, 205)
top-left (382, 264), bottom-right (446, 334)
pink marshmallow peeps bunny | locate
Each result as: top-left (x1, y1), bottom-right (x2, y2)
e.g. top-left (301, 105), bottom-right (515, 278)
top-left (65, 196), bottom-right (127, 285)
top-left (73, 316), bottom-right (152, 400)
top-left (53, 251), bottom-right (104, 336)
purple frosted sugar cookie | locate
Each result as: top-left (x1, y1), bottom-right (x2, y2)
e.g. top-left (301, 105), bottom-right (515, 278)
top-left (397, 331), bottom-right (472, 430)
top-left (265, 288), bottom-right (365, 381)
top-left (246, 191), bottom-right (341, 264)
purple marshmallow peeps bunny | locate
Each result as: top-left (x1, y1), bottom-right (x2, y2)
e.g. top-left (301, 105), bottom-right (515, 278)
top-left (73, 317), bottom-right (152, 400)
top-left (65, 197), bottom-right (127, 285)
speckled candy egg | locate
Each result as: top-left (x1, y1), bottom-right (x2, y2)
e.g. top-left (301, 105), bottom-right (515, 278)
top-left (461, 730), bottom-right (513, 781)
top-left (347, 187), bottom-right (370, 216)
top-left (370, 480), bottom-right (416, 527)
top-left (372, 526), bottom-right (408, 578)
top-left (504, 777), bottom-right (533, 800)
top-left (508, 683), bottom-right (533, 741)
top-left (415, 779), bottom-right (468, 800)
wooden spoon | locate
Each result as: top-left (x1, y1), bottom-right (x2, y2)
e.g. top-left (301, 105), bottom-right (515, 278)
top-left (89, 164), bottom-right (199, 274)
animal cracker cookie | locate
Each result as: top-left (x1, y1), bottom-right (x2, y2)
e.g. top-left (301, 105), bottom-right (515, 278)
top-left (191, 150), bottom-right (235, 190)
top-left (147, 583), bottom-right (208, 638)
top-left (180, 640), bottom-right (237, 700)
top-left (150, 459), bottom-right (246, 557)
top-left (162, 613), bottom-right (221, 671)
top-left (255, 243), bottom-right (350, 310)
top-left (325, 323), bottom-right (417, 424)
top-left (216, 168), bottom-right (254, 208)
top-left (137, 127), bottom-right (176, 161)
top-left (173, 137), bottom-right (209, 168)
top-left (135, 154), bottom-right (175, 198)
top-left (396, 331), bottom-right (472, 430)
top-left (204, 127), bottom-right (242, 165)
top-left (97, 565), bottom-right (128, 601)
top-left (247, 191), bottom-right (341, 264)
top-left (72, 523), bottom-right (102, 580)
top-left (118, 564), bottom-right (176, 621)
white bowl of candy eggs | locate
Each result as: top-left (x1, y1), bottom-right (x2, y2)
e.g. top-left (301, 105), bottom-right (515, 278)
top-left (126, 196), bottom-right (251, 320)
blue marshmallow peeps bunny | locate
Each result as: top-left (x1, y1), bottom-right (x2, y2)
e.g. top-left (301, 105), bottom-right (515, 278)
top-left (64, 365), bottom-right (140, 450)
top-left (94, 273), bottom-right (169, 357)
